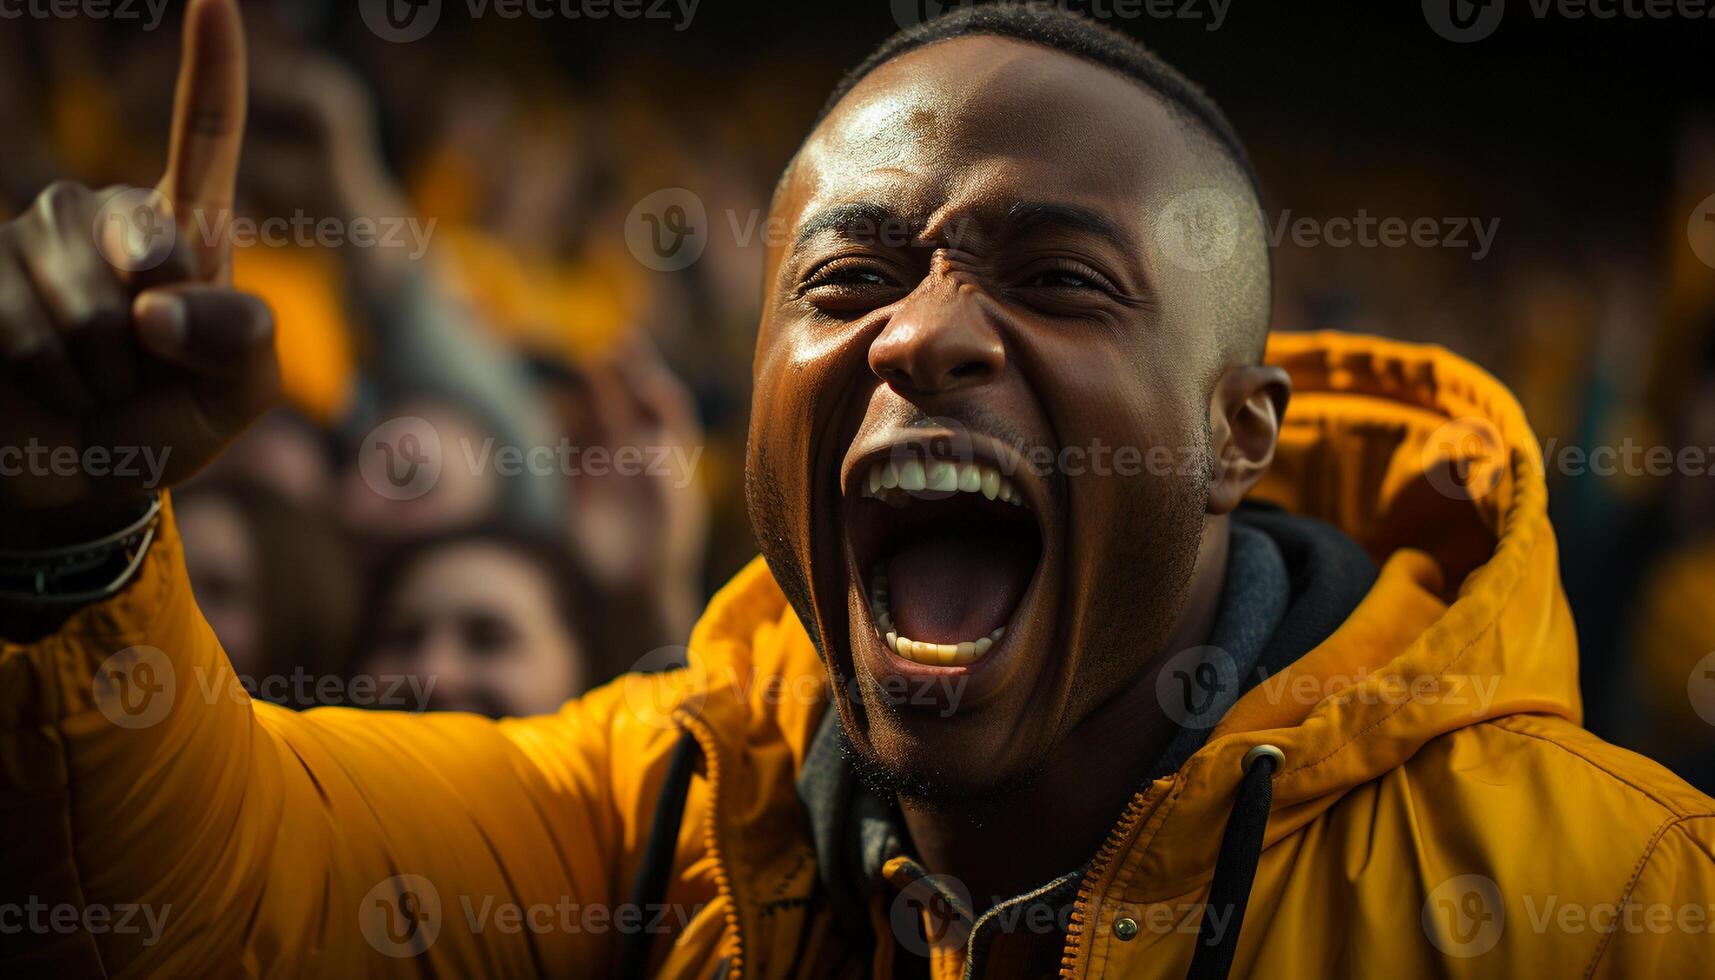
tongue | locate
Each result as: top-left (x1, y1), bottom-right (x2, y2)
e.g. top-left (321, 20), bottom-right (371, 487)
top-left (884, 533), bottom-right (1033, 644)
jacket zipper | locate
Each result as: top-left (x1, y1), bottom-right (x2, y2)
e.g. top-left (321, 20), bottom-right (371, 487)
top-left (1058, 780), bottom-right (1173, 978)
top-left (681, 708), bottom-right (1174, 979)
top-left (678, 712), bottom-right (745, 979)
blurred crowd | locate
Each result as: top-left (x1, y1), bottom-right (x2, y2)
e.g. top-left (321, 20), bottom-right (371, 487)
top-left (1, 6), bottom-right (799, 716)
top-left (2, 5), bottom-right (1713, 790)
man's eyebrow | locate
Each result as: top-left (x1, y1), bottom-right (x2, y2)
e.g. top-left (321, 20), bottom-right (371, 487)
top-left (791, 201), bottom-right (908, 250)
top-left (789, 200), bottom-right (1134, 252)
top-left (1005, 201), bottom-right (1134, 251)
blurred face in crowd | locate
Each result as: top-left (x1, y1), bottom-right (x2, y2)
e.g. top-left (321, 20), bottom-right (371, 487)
top-left (745, 36), bottom-right (1271, 803)
top-left (209, 409), bottom-right (334, 510)
top-left (179, 494), bottom-right (264, 677)
top-left (361, 542), bottom-right (589, 716)
top-left (339, 400), bottom-right (504, 548)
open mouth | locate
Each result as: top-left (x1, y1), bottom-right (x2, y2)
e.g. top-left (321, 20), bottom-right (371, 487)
top-left (845, 450), bottom-right (1044, 669)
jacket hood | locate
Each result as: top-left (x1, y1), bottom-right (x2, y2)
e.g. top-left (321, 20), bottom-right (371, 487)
top-left (1137, 329), bottom-right (1581, 895)
top-left (681, 329), bottom-right (1579, 899)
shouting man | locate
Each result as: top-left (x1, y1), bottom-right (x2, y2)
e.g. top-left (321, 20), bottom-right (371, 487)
top-left (2, 2), bottom-right (1711, 977)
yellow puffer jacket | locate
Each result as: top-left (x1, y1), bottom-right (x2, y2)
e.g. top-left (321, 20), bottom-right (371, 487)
top-left (4, 333), bottom-right (1713, 978)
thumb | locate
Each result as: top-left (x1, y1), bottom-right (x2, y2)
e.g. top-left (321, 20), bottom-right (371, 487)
top-left (134, 284), bottom-right (278, 430)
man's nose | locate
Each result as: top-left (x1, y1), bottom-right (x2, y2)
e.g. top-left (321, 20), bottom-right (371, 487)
top-left (868, 278), bottom-right (1005, 395)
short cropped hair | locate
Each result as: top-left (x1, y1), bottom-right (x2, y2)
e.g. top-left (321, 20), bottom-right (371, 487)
top-left (816, 1), bottom-right (1261, 200)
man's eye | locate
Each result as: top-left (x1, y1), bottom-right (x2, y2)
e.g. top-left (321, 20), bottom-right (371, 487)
top-left (1020, 260), bottom-right (1114, 292)
top-left (803, 258), bottom-right (895, 290)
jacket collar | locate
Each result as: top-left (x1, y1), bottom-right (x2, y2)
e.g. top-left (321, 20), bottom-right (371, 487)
top-left (790, 513), bottom-right (1366, 965)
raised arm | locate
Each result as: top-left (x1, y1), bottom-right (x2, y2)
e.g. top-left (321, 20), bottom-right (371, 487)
top-left (0, 3), bottom-right (651, 972)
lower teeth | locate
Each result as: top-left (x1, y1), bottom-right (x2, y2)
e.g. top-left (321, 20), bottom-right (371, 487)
top-left (869, 572), bottom-right (1005, 667)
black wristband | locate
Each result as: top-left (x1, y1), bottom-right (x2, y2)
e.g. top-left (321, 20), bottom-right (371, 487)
top-left (0, 494), bottom-right (164, 607)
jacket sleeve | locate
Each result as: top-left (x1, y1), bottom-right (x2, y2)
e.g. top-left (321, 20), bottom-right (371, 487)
top-left (0, 498), bottom-right (684, 976)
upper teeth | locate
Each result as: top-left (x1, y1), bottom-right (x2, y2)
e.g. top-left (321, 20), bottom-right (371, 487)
top-left (860, 458), bottom-right (1026, 507)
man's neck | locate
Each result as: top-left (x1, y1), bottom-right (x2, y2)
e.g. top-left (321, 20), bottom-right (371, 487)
top-left (897, 517), bottom-right (1231, 908)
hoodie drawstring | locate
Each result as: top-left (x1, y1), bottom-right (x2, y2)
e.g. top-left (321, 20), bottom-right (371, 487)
top-left (619, 733), bottom-right (1279, 979)
top-left (1185, 744), bottom-right (1283, 980)
top-left (618, 729), bottom-right (702, 980)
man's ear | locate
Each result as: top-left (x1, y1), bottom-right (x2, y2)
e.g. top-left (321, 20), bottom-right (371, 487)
top-left (1206, 364), bottom-right (1291, 515)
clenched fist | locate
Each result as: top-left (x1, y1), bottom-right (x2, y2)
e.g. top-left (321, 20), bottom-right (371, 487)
top-left (0, 0), bottom-right (276, 539)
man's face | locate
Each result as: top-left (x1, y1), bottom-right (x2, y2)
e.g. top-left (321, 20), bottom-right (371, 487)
top-left (746, 36), bottom-right (1252, 801)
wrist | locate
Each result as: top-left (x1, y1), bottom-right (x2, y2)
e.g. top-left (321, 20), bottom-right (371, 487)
top-left (0, 493), bottom-right (163, 615)
top-left (0, 496), bottom-right (160, 550)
